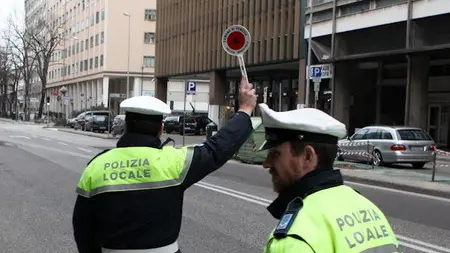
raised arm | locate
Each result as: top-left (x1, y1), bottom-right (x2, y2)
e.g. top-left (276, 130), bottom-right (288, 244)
top-left (181, 76), bottom-right (257, 189)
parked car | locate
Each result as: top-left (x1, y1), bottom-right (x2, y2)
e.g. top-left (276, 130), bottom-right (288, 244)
top-left (111, 114), bottom-right (126, 137)
top-left (163, 116), bottom-right (181, 134)
top-left (74, 110), bottom-right (112, 131)
top-left (337, 126), bottom-right (436, 169)
top-left (66, 117), bottom-right (78, 128)
top-left (179, 115), bottom-right (214, 135)
top-left (84, 115), bottom-right (112, 133)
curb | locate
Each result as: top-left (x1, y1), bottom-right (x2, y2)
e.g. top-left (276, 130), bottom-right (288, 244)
top-left (342, 174), bottom-right (450, 199)
top-left (54, 128), bottom-right (118, 139)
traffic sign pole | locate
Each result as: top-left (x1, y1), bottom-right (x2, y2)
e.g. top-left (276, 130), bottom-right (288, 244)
top-left (222, 25), bottom-right (251, 85)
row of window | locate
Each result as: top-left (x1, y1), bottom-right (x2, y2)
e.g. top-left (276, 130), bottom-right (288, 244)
top-left (145, 9), bottom-right (157, 21)
top-left (309, 0), bottom-right (408, 23)
top-left (49, 55), bottom-right (155, 80)
top-left (51, 32), bottom-right (105, 62)
top-left (49, 55), bottom-right (104, 80)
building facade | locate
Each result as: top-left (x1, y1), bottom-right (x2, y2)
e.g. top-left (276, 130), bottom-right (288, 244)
top-left (305, 0), bottom-right (450, 146)
top-left (155, 0), bottom-right (306, 126)
top-left (25, 0), bottom-right (158, 117)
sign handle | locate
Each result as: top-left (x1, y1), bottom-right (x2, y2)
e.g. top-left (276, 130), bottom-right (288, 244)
top-left (237, 54), bottom-right (249, 85)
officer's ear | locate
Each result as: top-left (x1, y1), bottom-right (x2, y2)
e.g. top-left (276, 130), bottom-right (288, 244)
top-left (302, 145), bottom-right (318, 167)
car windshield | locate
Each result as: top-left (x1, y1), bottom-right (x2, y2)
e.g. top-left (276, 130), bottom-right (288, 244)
top-left (397, 129), bottom-right (432, 141)
top-left (165, 116), bottom-right (178, 122)
top-left (95, 116), bottom-right (106, 121)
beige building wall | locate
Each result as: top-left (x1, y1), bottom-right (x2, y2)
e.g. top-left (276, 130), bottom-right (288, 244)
top-left (41, 0), bottom-right (156, 116)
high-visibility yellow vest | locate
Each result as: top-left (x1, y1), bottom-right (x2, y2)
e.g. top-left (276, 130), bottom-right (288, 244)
top-left (264, 185), bottom-right (400, 253)
top-left (76, 146), bottom-right (194, 198)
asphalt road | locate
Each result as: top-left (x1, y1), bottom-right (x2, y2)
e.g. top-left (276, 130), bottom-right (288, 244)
top-left (0, 121), bottom-right (449, 253)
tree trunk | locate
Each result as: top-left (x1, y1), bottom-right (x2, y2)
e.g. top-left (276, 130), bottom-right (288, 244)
top-left (38, 86), bottom-right (45, 119)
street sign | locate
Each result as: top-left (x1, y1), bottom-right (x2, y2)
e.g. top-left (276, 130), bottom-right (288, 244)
top-left (110, 93), bottom-right (126, 98)
top-left (308, 64), bottom-right (333, 79)
top-left (221, 25), bottom-right (251, 56)
top-left (314, 82), bottom-right (320, 92)
top-left (186, 81), bottom-right (196, 95)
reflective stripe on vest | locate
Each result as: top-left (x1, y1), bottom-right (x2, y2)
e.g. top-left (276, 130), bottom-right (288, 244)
top-left (265, 185), bottom-right (400, 253)
top-left (76, 146), bottom-right (194, 198)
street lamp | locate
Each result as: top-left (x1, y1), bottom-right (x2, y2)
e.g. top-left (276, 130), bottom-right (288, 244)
top-left (123, 12), bottom-right (131, 98)
top-left (59, 86), bottom-right (68, 119)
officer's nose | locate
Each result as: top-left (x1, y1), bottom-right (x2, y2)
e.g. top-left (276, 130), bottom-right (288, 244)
top-left (263, 157), bottom-right (272, 169)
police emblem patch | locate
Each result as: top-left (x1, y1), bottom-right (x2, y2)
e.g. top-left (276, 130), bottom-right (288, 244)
top-left (277, 214), bottom-right (293, 230)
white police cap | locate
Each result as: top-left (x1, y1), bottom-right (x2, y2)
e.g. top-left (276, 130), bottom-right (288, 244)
top-left (120, 96), bottom-right (171, 115)
top-left (257, 103), bottom-right (347, 151)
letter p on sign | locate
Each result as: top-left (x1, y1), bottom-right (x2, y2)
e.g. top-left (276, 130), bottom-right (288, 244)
top-left (186, 81), bottom-right (196, 95)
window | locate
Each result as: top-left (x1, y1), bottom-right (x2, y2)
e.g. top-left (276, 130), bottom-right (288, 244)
top-left (90, 36), bottom-right (94, 48)
top-left (379, 130), bottom-right (393, 140)
top-left (351, 129), bottom-right (368, 140)
top-left (81, 40), bottom-right (84, 51)
top-left (100, 55), bottom-right (104, 66)
top-left (144, 32), bottom-right (155, 44)
top-left (96, 11), bottom-right (99, 23)
top-left (80, 61), bottom-right (83, 72)
top-left (85, 39), bottom-right (89, 49)
top-left (95, 56), bottom-right (99, 68)
top-left (101, 9), bottom-right (105, 20)
top-left (95, 34), bottom-right (99, 46)
top-left (90, 58), bottom-right (93, 69)
top-left (144, 9), bottom-right (156, 21)
top-left (364, 129), bottom-right (381, 140)
top-left (84, 59), bottom-right (88, 71)
top-left (396, 129), bottom-right (432, 141)
top-left (143, 56), bottom-right (155, 67)
top-left (101, 32), bottom-right (104, 43)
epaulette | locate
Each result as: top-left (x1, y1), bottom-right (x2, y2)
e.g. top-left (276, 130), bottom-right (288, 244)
top-left (87, 149), bottom-right (112, 166)
top-left (273, 197), bottom-right (304, 239)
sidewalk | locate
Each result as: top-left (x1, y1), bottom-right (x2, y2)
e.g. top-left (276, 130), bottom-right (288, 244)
top-left (334, 161), bottom-right (450, 199)
top-left (0, 117), bottom-right (40, 125)
top-left (50, 127), bottom-right (118, 139)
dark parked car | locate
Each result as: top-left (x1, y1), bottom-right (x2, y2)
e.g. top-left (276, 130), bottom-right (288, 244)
top-left (85, 115), bottom-right (113, 133)
top-left (179, 115), bottom-right (214, 135)
top-left (112, 115), bottom-right (126, 137)
top-left (163, 116), bottom-right (181, 134)
top-left (74, 110), bottom-right (112, 131)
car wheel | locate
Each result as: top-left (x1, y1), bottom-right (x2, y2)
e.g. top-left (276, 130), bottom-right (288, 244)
top-left (372, 150), bottom-right (383, 166)
top-left (412, 162), bottom-right (425, 169)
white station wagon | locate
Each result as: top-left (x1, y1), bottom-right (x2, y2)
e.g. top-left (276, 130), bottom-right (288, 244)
top-left (337, 126), bottom-right (436, 169)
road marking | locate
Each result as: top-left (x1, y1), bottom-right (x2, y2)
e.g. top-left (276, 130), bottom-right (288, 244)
top-left (195, 181), bottom-right (450, 253)
top-left (40, 138), bottom-right (50, 141)
top-left (346, 181), bottom-right (450, 204)
top-left (9, 135), bottom-right (30, 139)
top-left (77, 147), bottom-right (92, 153)
top-left (58, 142), bottom-right (68, 146)
top-left (397, 235), bottom-right (450, 253)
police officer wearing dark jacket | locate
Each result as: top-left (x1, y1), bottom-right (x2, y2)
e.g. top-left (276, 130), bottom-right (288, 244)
top-left (72, 76), bottom-right (257, 253)
top-left (257, 104), bottom-right (400, 253)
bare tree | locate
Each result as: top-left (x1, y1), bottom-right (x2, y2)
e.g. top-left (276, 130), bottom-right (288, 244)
top-left (4, 16), bottom-right (37, 121)
top-left (30, 16), bottom-right (66, 119)
top-left (0, 47), bottom-right (10, 117)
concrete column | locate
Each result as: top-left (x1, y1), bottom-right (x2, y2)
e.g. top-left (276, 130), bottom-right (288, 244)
top-left (375, 60), bottom-right (383, 124)
top-left (155, 77), bottom-right (168, 102)
top-left (133, 77), bottom-right (142, 97)
top-left (103, 77), bottom-right (110, 107)
top-left (97, 79), bottom-right (102, 106)
top-left (332, 62), bottom-right (352, 128)
top-left (405, 54), bottom-right (429, 129)
top-left (298, 59), bottom-right (306, 106)
top-left (209, 70), bottom-right (228, 128)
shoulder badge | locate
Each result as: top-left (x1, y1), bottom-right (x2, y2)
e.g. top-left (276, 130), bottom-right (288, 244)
top-left (87, 149), bottom-right (112, 166)
top-left (273, 197), bottom-right (304, 239)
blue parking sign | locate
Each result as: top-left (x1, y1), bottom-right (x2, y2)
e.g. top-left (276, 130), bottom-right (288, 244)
top-left (311, 66), bottom-right (322, 78)
top-left (186, 81), bottom-right (196, 95)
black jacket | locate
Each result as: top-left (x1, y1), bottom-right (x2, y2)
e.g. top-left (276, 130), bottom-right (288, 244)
top-left (72, 111), bottom-right (253, 253)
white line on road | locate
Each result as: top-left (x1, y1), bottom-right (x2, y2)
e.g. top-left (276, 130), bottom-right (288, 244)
top-left (58, 142), bottom-right (68, 146)
top-left (40, 138), bottom-right (50, 141)
top-left (195, 181), bottom-right (450, 253)
top-left (397, 235), bottom-right (450, 253)
top-left (9, 135), bottom-right (30, 139)
top-left (345, 181), bottom-right (450, 204)
top-left (77, 147), bottom-right (92, 153)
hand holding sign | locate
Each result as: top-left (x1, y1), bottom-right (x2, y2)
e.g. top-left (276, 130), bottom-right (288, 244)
top-left (222, 25), bottom-right (251, 85)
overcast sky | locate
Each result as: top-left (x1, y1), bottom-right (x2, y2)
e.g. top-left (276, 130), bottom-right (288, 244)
top-left (0, 0), bottom-right (24, 33)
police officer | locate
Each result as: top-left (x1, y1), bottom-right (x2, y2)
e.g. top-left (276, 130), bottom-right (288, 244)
top-left (72, 76), bottom-right (257, 253)
top-left (257, 104), bottom-right (400, 253)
